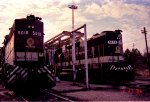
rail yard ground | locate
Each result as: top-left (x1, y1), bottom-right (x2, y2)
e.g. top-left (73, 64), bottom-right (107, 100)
top-left (0, 75), bottom-right (150, 101)
top-left (51, 78), bottom-right (150, 101)
top-left (0, 83), bottom-right (16, 101)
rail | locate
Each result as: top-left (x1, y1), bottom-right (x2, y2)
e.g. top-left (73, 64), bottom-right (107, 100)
top-left (43, 89), bottom-right (74, 102)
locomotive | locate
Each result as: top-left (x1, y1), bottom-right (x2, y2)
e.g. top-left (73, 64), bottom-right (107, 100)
top-left (0, 15), bottom-right (55, 90)
top-left (47, 30), bottom-right (134, 84)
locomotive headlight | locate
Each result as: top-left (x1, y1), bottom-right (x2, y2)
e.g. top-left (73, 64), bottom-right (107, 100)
top-left (28, 26), bottom-right (31, 28)
top-left (28, 25), bottom-right (34, 29)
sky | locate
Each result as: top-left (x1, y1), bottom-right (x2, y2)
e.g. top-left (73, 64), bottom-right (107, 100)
top-left (0, 0), bottom-right (150, 53)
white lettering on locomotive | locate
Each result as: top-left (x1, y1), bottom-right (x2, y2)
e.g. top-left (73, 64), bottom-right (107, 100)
top-left (33, 31), bottom-right (41, 36)
top-left (17, 30), bottom-right (42, 36)
top-left (108, 40), bottom-right (118, 44)
top-left (18, 31), bottom-right (28, 35)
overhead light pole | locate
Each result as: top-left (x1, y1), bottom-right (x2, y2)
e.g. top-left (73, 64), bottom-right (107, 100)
top-left (68, 1), bottom-right (78, 81)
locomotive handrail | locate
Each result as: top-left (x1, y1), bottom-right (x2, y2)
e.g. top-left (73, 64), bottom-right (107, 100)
top-left (4, 47), bottom-right (14, 64)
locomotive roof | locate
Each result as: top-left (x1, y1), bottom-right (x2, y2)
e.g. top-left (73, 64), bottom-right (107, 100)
top-left (91, 31), bottom-right (114, 39)
top-left (90, 30), bottom-right (122, 40)
top-left (13, 15), bottom-right (42, 23)
top-left (101, 31), bottom-right (114, 34)
top-left (15, 17), bottom-right (43, 23)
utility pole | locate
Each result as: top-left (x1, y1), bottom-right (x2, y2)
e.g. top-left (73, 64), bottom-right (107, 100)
top-left (133, 43), bottom-right (135, 49)
top-left (141, 27), bottom-right (149, 73)
top-left (68, 0), bottom-right (78, 81)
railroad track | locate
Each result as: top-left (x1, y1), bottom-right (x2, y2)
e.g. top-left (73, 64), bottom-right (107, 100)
top-left (2, 90), bottom-right (29, 102)
top-left (16, 95), bottom-right (29, 102)
top-left (13, 88), bottom-right (75, 101)
top-left (42, 89), bottom-right (75, 102)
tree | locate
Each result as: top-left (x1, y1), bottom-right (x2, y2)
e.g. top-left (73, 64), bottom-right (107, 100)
top-left (131, 48), bottom-right (143, 68)
top-left (124, 48), bottom-right (144, 69)
top-left (143, 51), bottom-right (150, 69)
top-left (124, 48), bottom-right (132, 64)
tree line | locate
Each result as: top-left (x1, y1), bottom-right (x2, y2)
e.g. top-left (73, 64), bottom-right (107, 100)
top-left (124, 48), bottom-right (150, 72)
